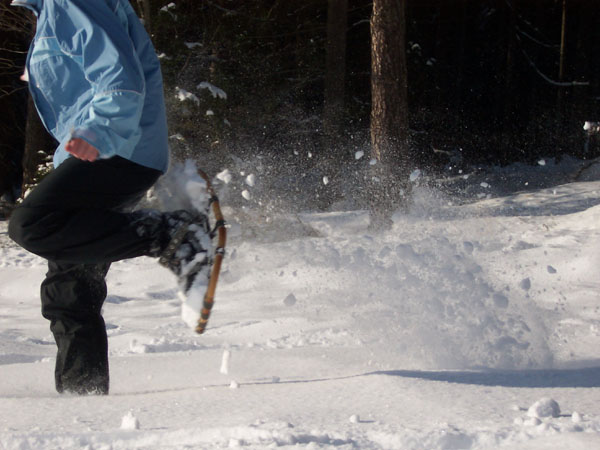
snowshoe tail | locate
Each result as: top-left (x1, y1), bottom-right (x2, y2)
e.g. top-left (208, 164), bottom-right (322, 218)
top-left (195, 169), bottom-right (226, 334)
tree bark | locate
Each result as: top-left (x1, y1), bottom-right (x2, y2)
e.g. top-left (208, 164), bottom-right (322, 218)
top-left (370, 0), bottom-right (409, 167)
top-left (368, 0), bottom-right (410, 226)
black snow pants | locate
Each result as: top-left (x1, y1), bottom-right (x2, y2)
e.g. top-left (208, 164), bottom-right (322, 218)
top-left (8, 156), bottom-right (162, 394)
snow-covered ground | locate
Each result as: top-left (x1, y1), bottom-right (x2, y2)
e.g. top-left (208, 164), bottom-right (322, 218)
top-left (1, 157), bottom-right (600, 449)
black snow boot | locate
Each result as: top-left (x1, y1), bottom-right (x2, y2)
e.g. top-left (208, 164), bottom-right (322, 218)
top-left (158, 210), bottom-right (211, 293)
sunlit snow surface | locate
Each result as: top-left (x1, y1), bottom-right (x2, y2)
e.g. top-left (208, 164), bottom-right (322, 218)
top-left (1, 157), bottom-right (600, 449)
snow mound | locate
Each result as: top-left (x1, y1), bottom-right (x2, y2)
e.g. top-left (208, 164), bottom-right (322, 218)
top-left (527, 397), bottom-right (561, 418)
top-left (259, 222), bottom-right (554, 370)
top-left (120, 411), bottom-right (140, 430)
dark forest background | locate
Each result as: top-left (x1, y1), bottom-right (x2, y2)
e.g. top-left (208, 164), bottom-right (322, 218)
top-left (1, 0), bottom-right (599, 213)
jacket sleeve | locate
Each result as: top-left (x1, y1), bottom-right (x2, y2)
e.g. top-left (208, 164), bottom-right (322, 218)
top-left (51, 0), bottom-right (145, 159)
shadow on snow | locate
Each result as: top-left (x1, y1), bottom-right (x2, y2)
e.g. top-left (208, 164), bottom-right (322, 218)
top-left (372, 365), bottom-right (600, 388)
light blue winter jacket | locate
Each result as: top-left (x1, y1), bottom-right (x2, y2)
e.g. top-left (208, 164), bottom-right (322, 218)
top-left (12, 0), bottom-right (169, 173)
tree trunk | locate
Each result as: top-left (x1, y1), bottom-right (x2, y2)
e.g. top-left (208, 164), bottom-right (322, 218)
top-left (556, 0), bottom-right (568, 119)
top-left (323, 0), bottom-right (348, 141)
top-left (369, 0), bottom-right (409, 226)
top-left (370, 0), bottom-right (409, 166)
top-left (501, 0), bottom-right (518, 162)
top-left (559, 0), bottom-right (567, 82)
top-left (136, 0), bottom-right (152, 33)
top-left (21, 93), bottom-right (55, 194)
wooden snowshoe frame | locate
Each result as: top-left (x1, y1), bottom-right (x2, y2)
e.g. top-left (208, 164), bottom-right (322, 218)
top-left (196, 169), bottom-right (226, 334)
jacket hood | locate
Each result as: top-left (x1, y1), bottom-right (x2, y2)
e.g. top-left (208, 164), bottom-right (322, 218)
top-left (10, 0), bottom-right (42, 14)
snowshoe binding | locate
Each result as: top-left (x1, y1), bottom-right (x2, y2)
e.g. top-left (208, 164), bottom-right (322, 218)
top-left (158, 167), bottom-right (226, 334)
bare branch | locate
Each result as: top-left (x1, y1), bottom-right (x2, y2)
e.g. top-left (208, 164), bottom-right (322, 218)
top-left (0, 3), bottom-right (34, 34)
top-left (516, 34), bottom-right (589, 87)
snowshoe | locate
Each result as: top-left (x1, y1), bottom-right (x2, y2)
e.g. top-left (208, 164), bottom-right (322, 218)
top-left (158, 167), bottom-right (226, 334)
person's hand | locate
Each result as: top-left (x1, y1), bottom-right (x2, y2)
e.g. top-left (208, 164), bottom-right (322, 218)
top-left (65, 138), bottom-right (100, 162)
